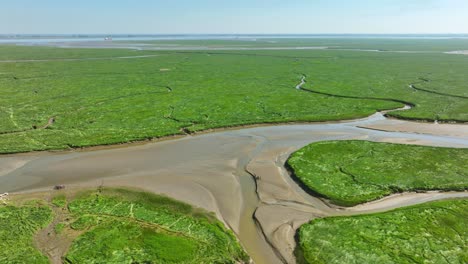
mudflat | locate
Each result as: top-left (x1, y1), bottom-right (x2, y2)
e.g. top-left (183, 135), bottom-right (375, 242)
top-left (2, 114), bottom-right (467, 264)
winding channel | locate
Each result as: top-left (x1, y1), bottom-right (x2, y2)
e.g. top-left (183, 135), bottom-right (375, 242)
top-left (1, 42), bottom-right (466, 263)
top-left (1, 109), bottom-right (467, 263)
top-left (0, 44), bottom-right (468, 264)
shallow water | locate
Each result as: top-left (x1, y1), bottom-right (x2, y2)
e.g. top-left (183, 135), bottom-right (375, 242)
top-left (1, 115), bottom-right (467, 264)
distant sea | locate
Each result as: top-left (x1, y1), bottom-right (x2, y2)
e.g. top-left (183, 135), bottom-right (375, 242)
top-left (1, 34), bottom-right (468, 43)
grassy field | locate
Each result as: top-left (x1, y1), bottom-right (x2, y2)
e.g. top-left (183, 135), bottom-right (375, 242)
top-left (0, 45), bottom-right (157, 60)
top-left (0, 188), bottom-right (248, 263)
top-left (287, 140), bottom-right (468, 206)
top-left (1, 39), bottom-right (467, 153)
top-left (0, 201), bottom-right (52, 263)
top-left (297, 199), bottom-right (468, 264)
top-left (65, 188), bottom-right (248, 263)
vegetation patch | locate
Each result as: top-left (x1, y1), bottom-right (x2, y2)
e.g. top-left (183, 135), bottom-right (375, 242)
top-left (0, 188), bottom-right (248, 263)
top-left (54, 222), bottom-right (66, 234)
top-left (287, 140), bottom-right (468, 206)
top-left (0, 203), bottom-right (52, 263)
top-left (297, 199), bottom-right (468, 264)
top-left (51, 194), bottom-right (67, 208)
top-left (64, 188), bottom-right (248, 263)
top-left (2, 40), bottom-right (468, 153)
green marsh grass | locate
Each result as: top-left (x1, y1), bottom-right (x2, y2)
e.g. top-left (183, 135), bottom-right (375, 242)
top-left (297, 199), bottom-right (468, 264)
top-left (1, 41), bottom-right (467, 153)
top-left (0, 204), bottom-right (52, 263)
top-left (287, 140), bottom-right (468, 206)
top-left (65, 188), bottom-right (249, 263)
top-left (0, 188), bottom-right (248, 263)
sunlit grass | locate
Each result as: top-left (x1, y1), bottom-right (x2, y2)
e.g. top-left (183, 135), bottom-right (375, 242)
top-left (1, 42), bottom-right (467, 153)
top-left (0, 188), bottom-right (248, 263)
top-left (297, 199), bottom-right (468, 264)
top-left (287, 140), bottom-right (468, 206)
top-left (0, 203), bottom-right (52, 263)
top-left (65, 188), bottom-right (248, 263)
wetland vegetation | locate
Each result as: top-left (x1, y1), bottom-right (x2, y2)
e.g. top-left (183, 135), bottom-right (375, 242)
top-left (296, 199), bottom-right (468, 264)
top-left (0, 188), bottom-right (248, 264)
top-left (287, 140), bottom-right (468, 206)
top-left (1, 38), bottom-right (468, 153)
top-left (0, 202), bottom-right (52, 264)
top-left (1, 38), bottom-right (468, 264)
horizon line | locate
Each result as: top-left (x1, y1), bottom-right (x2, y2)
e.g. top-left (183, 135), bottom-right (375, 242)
top-left (2, 33), bottom-right (468, 36)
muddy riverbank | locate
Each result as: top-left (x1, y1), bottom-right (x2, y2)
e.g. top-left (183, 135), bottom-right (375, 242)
top-left (1, 114), bottom-right (467, 264)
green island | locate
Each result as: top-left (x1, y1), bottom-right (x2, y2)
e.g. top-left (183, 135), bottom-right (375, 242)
top-left (1, 38), bottom-right (468, 154)
top-left (0, 188), bottom-right (248, 264)
top-left (287, 140), bottom-right (468, 206)
top-left (296, 199), bottom-right (468, 264)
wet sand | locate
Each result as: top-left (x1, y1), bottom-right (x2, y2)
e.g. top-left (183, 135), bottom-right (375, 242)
top-left (359, 118), bottom-right (468, 138)
top-left (0, 156), bottom-right (36, 177)
top-left (1, 115), bottom-right (467, 264)
top-left (445, 50), bottom-right (468, 55)
top-left (17, 41), bottom-right (329, 52)
top-left (10, 41), bottom-right (446, 55)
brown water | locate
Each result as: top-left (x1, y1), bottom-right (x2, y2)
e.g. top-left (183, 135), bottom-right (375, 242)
top-left (1, 114), bottom-right (467, 264)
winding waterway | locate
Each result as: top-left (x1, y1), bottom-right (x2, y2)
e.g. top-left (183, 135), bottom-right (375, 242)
top-left (1, 111), bottom-right (467, 264)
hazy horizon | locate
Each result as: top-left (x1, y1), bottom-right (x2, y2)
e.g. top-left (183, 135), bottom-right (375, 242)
top-left (2, 34), bottom-right (468, 36)
top-left (2, 0), bottom-right (468, 35)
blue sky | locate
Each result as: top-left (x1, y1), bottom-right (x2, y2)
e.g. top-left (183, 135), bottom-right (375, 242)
top-left (1, 0), bottom-right (468, 34)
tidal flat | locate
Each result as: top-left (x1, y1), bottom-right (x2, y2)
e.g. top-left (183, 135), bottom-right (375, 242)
top-left (1, 113), bottom-right (467, 263)
top-left (1, 38), bottom-right (468, 263)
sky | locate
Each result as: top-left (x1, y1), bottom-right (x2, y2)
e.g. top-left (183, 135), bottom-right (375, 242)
top-left (1, 0), bottom-right (468, 34)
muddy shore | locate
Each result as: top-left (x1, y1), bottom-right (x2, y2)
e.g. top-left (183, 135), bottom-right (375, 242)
top-left (1, 113), bottom-right (467, 264)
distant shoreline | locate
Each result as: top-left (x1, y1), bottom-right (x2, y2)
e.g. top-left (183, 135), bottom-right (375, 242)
top-left (1, 33), bottom-right (468, 40)
top-left (1, 34), bottom-right (468, 44)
